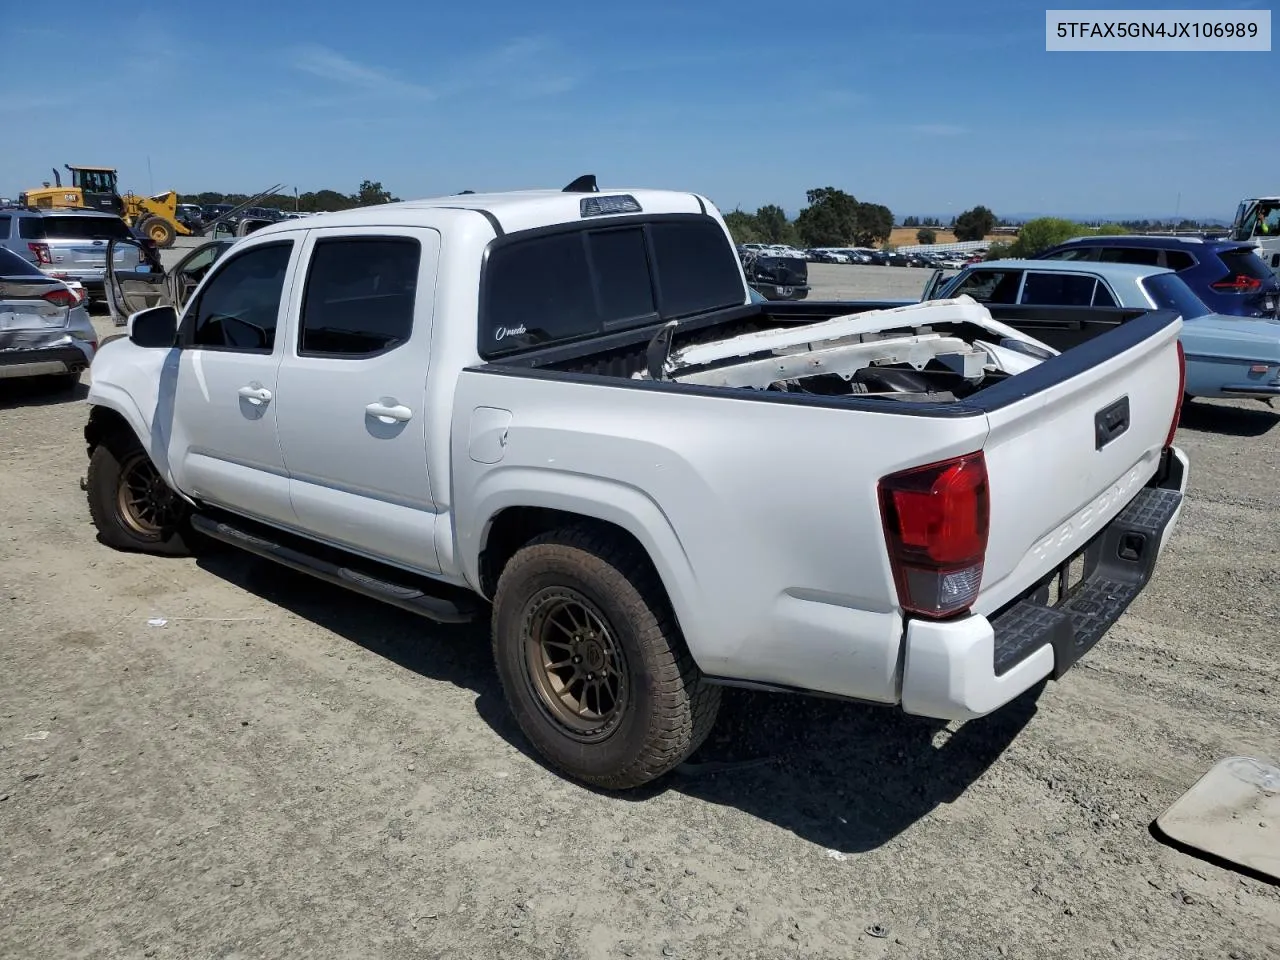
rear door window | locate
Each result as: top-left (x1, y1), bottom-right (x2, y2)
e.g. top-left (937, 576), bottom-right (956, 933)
top-left (1040, 246), bottom-right (1096, 262)
top-left (1098, 247), bottom-right (1160, 266)
top-left (1021, 272), bottom-right (1098, 306)
top-left (0, 215), bottom-right (10, 239)
top-left (1091, 281), bottom-right (1118, 307)
top-left (1163, 250), bottom-right (1195, 271)
top-left (950, 269), bottom-right (1022, 304)
top-left (299, 237), bottom-right (421, 356)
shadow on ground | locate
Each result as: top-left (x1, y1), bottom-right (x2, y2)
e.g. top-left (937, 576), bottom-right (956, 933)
top-left (0, 377), bottom-right (87, 409)
top-left (198, 552), bottom-right (1039, 854)
top-left (1178, 399), bottom-right (1279, 437)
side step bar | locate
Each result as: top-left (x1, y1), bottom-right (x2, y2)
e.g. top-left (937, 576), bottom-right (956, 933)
top-left (190, 513), bottom-right (478, 624)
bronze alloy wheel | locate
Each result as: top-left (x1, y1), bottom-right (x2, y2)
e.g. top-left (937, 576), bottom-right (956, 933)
top-left (115, 452), bottom-right (182, 538)
top-left (522, 588), bottom-right (629, 742)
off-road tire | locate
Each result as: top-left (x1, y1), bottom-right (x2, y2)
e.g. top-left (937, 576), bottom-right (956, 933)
top-left (86, 431), bottom-right (191, 555)
top-left (141, 216), bottom-right (176, 248)
top-left (492, 524), bottom-right (720, 789)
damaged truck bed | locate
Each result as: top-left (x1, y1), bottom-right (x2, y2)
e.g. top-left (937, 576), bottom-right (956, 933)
top-left (637, 297), bottom-right (1053, 401)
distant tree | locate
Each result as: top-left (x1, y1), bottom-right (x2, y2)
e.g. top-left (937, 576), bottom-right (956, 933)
top-left (953, 205), bottom-right (996, 241)
top-left (1007, 217), bottom-right (1084, 257)
top-left (755, 204), bottom-right (792, 244)
top-left (353, 180), bottom-right (399, 205)
top-left (853, 202), bottom-right (894, 247)
top-left (1092, 223), bottom-right (1130, 236)
top-left (916, 227), bottom-right (937, 245)
top-left (984, 241), bottom-right (1014, 260)
top-left (723, 209), bottom-right (764, 245)
top-left (902, 215), bottom-right (920, 228)
top-left (795, 187), bottom-right (860, 247)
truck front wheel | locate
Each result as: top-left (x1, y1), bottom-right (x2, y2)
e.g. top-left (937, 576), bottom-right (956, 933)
top-left (492, 525), bottom-right (720, 790)
top-left (86, 433), bottom-right (191, 555)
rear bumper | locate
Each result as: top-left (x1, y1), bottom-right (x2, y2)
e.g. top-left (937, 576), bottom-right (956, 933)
top-left (0, 343), bottom-right (93, 379)
top-left (900, 445), bottom-right (1189, 721)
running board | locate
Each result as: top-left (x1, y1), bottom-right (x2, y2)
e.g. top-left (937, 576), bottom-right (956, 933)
top-left (189, 513), bottom-right (478, 624)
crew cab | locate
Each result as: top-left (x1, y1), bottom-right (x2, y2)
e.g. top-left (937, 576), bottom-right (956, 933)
top-left (84, 179), bottom-right (1190, 790)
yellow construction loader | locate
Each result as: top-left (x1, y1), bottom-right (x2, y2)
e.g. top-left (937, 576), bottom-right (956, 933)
top-left (21, 165), bottom-right (190, 247)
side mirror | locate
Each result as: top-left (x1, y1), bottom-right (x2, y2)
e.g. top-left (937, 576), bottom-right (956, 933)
top-left (128, 305), bottom-right (179, 348)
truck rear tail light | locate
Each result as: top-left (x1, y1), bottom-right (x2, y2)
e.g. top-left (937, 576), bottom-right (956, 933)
top-left (1166, 340), bottom-right (1186, 448)
top-left (42, 288), bottom-right (75, 307)
top-left (878, 452), bottom-right (989, 619)
top-left (28, 242), bottom-right (52, 265)
top-left (1210, 274), bottom-right (1263, 293)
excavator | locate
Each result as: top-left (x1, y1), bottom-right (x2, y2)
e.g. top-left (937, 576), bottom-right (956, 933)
top-left (20, 165), bottom-right (284, 249)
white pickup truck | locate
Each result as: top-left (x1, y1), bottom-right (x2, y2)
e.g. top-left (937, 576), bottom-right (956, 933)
top-left (84, 179), bottom-right (1190, 789)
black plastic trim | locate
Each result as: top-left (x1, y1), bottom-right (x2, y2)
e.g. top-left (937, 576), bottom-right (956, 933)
top-left (189, 512), bottom-right (478, 624)
top-left (990, 452), bottom-right (1183, 678)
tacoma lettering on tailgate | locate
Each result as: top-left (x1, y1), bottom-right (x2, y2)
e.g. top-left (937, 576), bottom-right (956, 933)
top-left (1030, 464), bottom-right (1146, 565)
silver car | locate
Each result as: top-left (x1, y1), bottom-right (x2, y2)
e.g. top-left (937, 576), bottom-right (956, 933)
top-left (0, 245), bottom-right (97, 386)
top-left (0, 208), bottom-right (135, 304)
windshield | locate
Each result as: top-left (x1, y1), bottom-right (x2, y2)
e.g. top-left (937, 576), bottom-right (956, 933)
top-left (1233, 200), bottom-right (1280, 241)
top-left (1143, 273), bottom-right (1211, 320)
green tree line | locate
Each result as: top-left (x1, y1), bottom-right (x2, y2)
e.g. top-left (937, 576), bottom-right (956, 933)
top-left (182, 180), bottom-right (400, 213)
top-left (722, 191), bottom-right (1006, 249)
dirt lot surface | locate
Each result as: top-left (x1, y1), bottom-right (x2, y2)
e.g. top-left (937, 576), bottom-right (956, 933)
top-left (1, 297), bottom-right (1278, 960)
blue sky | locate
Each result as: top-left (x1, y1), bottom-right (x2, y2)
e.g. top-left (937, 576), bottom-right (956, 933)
top-left (4, 0), bottom-right (1277, 218)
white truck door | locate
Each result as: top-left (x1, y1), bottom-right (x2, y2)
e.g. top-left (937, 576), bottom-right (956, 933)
top-left (272, 226), bottom-right (443, 574)
top-left (165, 237), bottom-right (301, 526)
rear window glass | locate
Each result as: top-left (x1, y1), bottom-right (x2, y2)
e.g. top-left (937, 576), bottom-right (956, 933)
top-left (22, 215), bottom-right (131, 241)
top-left (483, 217), bottom-right (745, 356)
top-left (1143, 273), bottom-right (1211, 320)
top-left (0, 246), bottom-right (42, 276)
top-left (589, 227), bottom-right (657, 326)
top-left (1218, 248), bottom-right (1273, 282)
top-left (1021, 272), bottom-right (1098, 306)
top-left (1099, 247), bottom-right (1160, 266)
top-left (649, 220), bottom-right (745, 318)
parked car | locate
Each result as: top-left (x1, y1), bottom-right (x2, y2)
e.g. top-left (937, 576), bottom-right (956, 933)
top-left (0, 208), bottom-right (134, 304)
top-left (105, 237), bottom-right (235, 326)
top-left (1035, 236), bottom-right (1279, 320)
top-left (0, 245), bottom-right (97, 386)
top-left (927, 258), bottom-right (1280, 401)
top-left (86, 183), bottom-right (1187, 790)
top-left (741, 252), bottom-right (810, 300)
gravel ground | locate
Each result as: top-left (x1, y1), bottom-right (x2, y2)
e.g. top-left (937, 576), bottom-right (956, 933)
top-left (1, 283), bottom-right (1277, 960)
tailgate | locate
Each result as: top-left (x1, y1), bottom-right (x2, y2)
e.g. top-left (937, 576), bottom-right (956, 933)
top-left (48, 238), bottom-right (109, 274)
top-left (973, 310), bottom-right (1183, 615)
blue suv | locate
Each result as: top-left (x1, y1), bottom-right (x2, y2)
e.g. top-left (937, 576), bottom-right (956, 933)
top-left (1035, 235), bottom-right (1279, 319)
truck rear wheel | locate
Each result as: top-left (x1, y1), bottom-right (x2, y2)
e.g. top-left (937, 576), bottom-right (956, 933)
top-left (86, 432), bottom-right (191, 555)
top-left (492, 525), bottom-right (720, 789)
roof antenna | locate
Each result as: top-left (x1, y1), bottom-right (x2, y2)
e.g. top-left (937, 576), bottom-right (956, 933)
top-left (562, 174), bottom-right (598, 193)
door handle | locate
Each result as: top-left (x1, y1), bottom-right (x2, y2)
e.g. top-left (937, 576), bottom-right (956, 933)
top-left (365, 401), bottom-right (413, 423)
top-left (237, 385), bottom-right (272, 404)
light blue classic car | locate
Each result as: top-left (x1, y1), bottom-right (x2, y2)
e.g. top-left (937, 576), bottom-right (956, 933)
top-left (926, 259), bottom-right (1280, 402)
